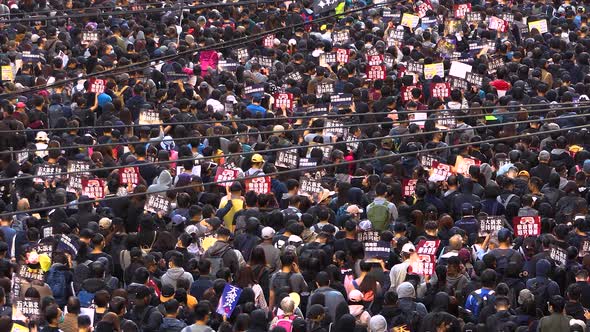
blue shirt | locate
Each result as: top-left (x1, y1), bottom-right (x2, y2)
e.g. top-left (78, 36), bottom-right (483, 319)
top-left (246, 104), bottom-right (266, 115)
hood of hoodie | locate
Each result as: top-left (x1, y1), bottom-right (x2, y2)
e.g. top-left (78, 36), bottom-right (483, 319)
top-left (161, 317), bottom-right (186, 329)
top-left (156, 170), bottom-right (172, 187)
top-left (81, 278), bottom-right (107, 293)
top-left (535, 259), bottom-right (551, 278)
top-left (348, 304), bottom-right (365, 317)
top-left (207, 240), bottom-right (231, 257)
top-left (165, 267), bottom-right (187, 280)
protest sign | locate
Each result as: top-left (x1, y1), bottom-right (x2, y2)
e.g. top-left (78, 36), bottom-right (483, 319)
top-left (1, 65), bottom-right (13, 81)
top-left (275, 149), bottom-right (299, 169)
top-left (332, 30), bottom-right (350, 44)
top-left (119, 167), bottom-right (140, 185)
top-left (244, 84), bottom-right (265, 96)
top-left (165, 72), bottom-right (190, 82)
top-left (415, 2), bottom-right (433, 18)
top-left (403, 179), bottom-right (418, 197)
top-left (487, 58), bottom-right (504, 75)
top-left (489, 16), bottom-right (509, 32)
top-left (244, 176), bottom-right (271, 195)
top-left (313, 0), bottom-right (341, 13)
top-left (67, 160), bottom-right (91, 177)
top-left (454, 156), bottom-right (481, 176)
top-left (411, 254), bottom-right (436, 276)
top-left (453, 3), bottom-right (471, 18)
top-left (436, 110), bottom-right (456, 128)
top-left (66, 175), bottom-right (83, 194)
top-left (57, 234), bottom-right (79, 256)
top-left (449, 61), bottom-right (472, 79)
top-left (82, 31), bottom-right (99, 44)
top-left (424, 63), bottom-right (444, 79)
top-left (513, 216), bottom-right (541, 237)
top-left (263, 34), bottom-right (275, 48)
top-left (366, 65), bottom-right (386, 80)
top-left (323, 120), bottom-right (347, 138)
top-left (357, 230), bottom-right (380, 242)
top-left (420, 16), bottom-right (438, 29)
top-left (218, 59), bottom-right (239, 72)
top-left (299, 158), bottom-right (317, 168)
top-left (549, 245), bottom-right (567, 266)
top-left (139, 110), bottom-right (162, 125)
top-left (368, 54), bottom-right (384, 66)
top-left (12, 297), bottom-right (40, 322)
top-left (286, 71), bottom-right (303, 81)
top-left (274, 93), bottom-right (294, 110)
top-left (299, 176), bottom-right (323, 195)
top-left (407, 62), bottom-right (424, 75)
top-left (416, 240), bottom-right (441, 256)
top-left (258, 56), bottom-right (273, 68)
top-left (401, 13), bottom-right (420, 28)
top-left (82, 178), bottom-right (105, 199)
top-left (449, 77), bottom-right (468, 91)
top-left (466, 72), bottom-right (484, 87)
top-left (319, 52), bottom-right (337, 67)
top-left (17, 264), bottom-right (44, 282)
top-left (428, 161), bottom-right (453, 182)
top-left (335, 48), bottom-right (350, 63)
top-left (401, 85), bottom-right (422, 102)
top-left (214, 167), bottom-right (239, 187)
top-left (465, 11), bottom-right (482, 23)
top-left (580, 240), bottom-right (590, 258)
top-left (145, 193), bottom-right (171, 214)
top-left (364, 241), bottom-right (392, 259)
top-left (420, 154), bottom-right (438, 169)
top-left (34, 164), bottom-right (60, 183)
top-left (88, 78), bottom-right (106, 94)
top-left (236, 48), bottom-right (249, 62)
top-left (478, 215), bottom-right (505, 236)
top-left (216, 284), bottom-right (243, 316)
top-left (430, 82), bottom-right (451, 99)
top-left (330, 93), bottom-right (353, 107)
top-left (528, 20), bottom-right (548, 33)
top-left (316, 82), bottom-right (335, 95)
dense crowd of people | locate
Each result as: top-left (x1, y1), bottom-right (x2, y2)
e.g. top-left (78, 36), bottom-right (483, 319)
top-left (4, 0), bottom-right (590, 331)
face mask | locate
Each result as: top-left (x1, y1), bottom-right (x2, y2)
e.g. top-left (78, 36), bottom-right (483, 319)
top-left (59, 313), bottom-right (65, 324)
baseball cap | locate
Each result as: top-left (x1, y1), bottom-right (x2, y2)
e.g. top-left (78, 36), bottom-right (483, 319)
top-left (517, 170), bottom-right (530, 178)
top-left (185, 225), bottom-right (198, 235)
top-left (261, 226), bottom-right (275, 239)
top-left (498, 228), bottom-right (512, 242)
top-left (35, 131), bottom-right (48, 142)
top-left (160, 284), bottom-right (175, 302)
top-left (401, 242), bottom-right (415, 253)
top-left (98, 217), bottom-right (112, 229)
top-left (359, 220), bottom-right (372, 231)
top-left (171, 214), bottom-right (187, 226)
top-left (16, 102), bottom-right (26, 108)
top-left (251, 154), bottom-right (264, 163)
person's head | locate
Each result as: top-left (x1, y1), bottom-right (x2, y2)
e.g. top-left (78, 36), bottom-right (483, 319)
top-left (315, 271), bottom-right (330, 288)
top-left (480, 269), bottom-right (497, 289)
top-left (495, 296), bottom-right (510, 311)
top-left (164, 298), bottom-right (180, 317)
top-left (280, 296), bottom-right (295, 315)
top-left (576, 269), bottom-right (588, 282)
top-left (216, 227), bottom-right (231, 241)
top-left (45, 304), bottom-right (62, 326)
top-left (548, 295), bottom-right (566, 314)
top-left (66, 296), bottom-right (81, 314)
top-left (194, 302), bottom-right (211, 322)
top-left (280, 251), bottom-right (297, 270)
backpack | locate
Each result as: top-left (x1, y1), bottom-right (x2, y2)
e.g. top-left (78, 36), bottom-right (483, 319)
top-left (351, 280), bottom-right (375, 302)
top-left (367, 201), bottom-right (391, 231)
top-left (495, 250), bottom-right (517, 275)
top-left (46, 267), bottom-right (67, 307)
top-left (79, 288), bottom-right (95, 307)
top-left (399, 301), bottom-right (421, 332)
top-left (530, 279), bottom-right (550, 314)
top-left (336, 203), bottom-right (350, 219)
top-left (48, 104), bottom-right (64, 128)
top-left (273, 272), bottom-right (294, 294)
top-left (469, 290), bottom-right (493, 318)
top-left (273, 314), bottom-right (295, 332)
top-left (497, 194), bottom-right (516, 209)
top-left (73, 259), bottom-right (93, 292)
top-left (209, 246), bottom-right (231, 277)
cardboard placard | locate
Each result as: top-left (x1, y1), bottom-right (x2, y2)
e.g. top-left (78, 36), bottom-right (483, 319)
top-left (407, 61), bottom-right (424, 74)
top-left (17, 264), bottom-right (44, 282)
top-left (335, 48), bottom-right (350, 63)
top-left (430, 82), bottom-right (451, 98)
top-left (428, 161), bottom-right (453, 182)
top-left (275, 149), bottom-right (299, 169)
top-left (454, 156), bottom-right (481, 176)
top-left (214, 167), bottom-right (239, 187)
top-left (437, 110), bottom-right (456, 128)
top-left (81, 178), bottom-right (105, 199)
top-left (144, 193), bottom-right (171, 214)
top-left (453, 3), bottom-right (471, 18)
top-left (424, 63), bottom-right (444, 79)
top-left (286, 71), bottom-right (303, 81)
top-left (366, 65), bottom-right (386, 80)
top-left (88, 78), bottom-right (106, 94)
top-left (401, 13), bottom-right (420, 28)
top-left (528, 20), bottom-right (548, 33)
top-left (66, 175), bottom-right (83, 194)
top-left (487, 58), bottom-right (504, 75)
top-left (416, 240), bottom-right (441, 255)
top-left (57, 234), bottom-right (79, 256)
top-left (34, 164), bottom-right (60, 183)
top-left (513, 216), bottom-right (541, 237)
top-left (119, 167), bottom-right (140, 185)
top-left (449, 61), bottom-right (472, 79)
top-left (263, 34), bottom-right (275, 48)
top-left (244, 84), bottom-right (265, 96)
top-left (299, 176), bottom-right (323, 195)
top-left (244, 176), bottom-right (271, 195)
top-left (258, 56), bottom-right (273, 68)
top-left (330, 93), bottom-right (353, 107)
top-left (403, 179), bottom-right (418, 197)
top-left (274, 93), bottom-right (294, 110)
top-left (479, 215), bottom-right (505, 236)
top-left (139, 110), bottom-right (162, 125)
top-left (299, 158), bottom-right (317, 168)
top-left (549, 245), bottom-right (567, 266)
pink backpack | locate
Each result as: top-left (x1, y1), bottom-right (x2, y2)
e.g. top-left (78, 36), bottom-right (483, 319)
top-left (273, 314), bottom-right (295, 332)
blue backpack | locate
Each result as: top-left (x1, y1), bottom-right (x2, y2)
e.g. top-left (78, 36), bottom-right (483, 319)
top-left (46, 267), bottom-right (67, 307)
top-left (79, 289), bottom-right (95, 307)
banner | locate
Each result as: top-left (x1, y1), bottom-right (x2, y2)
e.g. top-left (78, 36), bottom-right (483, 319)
top-left (513, 216), bottom-right (541, 237)
top-left (528, 20), bottom-right (548, 33)
top-left (216, 284), bottom-right (243, 316)
top-left (119, 167), bottom-right (140, 185)
top-left (424, 63), bottom-right (444, 79)
top-left (366, 65), bottom-right (386, 80)
top-left (401, 13), bottom-right (420, 28)
top-left (274, 93), bottom-right (294, 110)
top-left (139, 110), bottom-right (162, 125)
top-left (428, 161), bottom-right (453, 182)
top-left (454, 156), bottom-right (481, 176)
top-left (275, 149), bottom-right (299, 169)
top-left (453, 3), bottom-right (471, 18)
top-left (214, 167), bottom-right (239, 187)
top-left (416, 240), bottom-right (441, 256)
top-left (478, 216), bottom-right (505, 236)
top-left (88, 78), bottom-right (106, 94)
top-left (244, 176), bottom-right (271, 195)
top-left (81, 178), bottom-right (105, 199)
top-left (430, 82), bottom-right (451, 98)
top-left (145, 193), bottom-right (171, 214)
top-left (402, 179), bottom-right (418, 197)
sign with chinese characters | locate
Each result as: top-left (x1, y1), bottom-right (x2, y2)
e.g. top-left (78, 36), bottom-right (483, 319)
top-left (330, 93), bottom-right (353, 107)
top-left (300, 176), bottom-right (322, 195)
top-left (139, 110), bottom-right (161, 125)
top-left (324, 120), bottom-right (347, 138)
top-left (449, 77), bottom-right (468, 91)
top-left (286, 71), bottom-right (303, 81)
top-left (82, 31), bottom-right (99, 44)
top-left (12, 297), bottom-right (40, 322)
top-left (67, 161), bottom-right (91, 177)
top-left (332, 30), bottom-right (350, 45)
top-left (513, 216), bottom-right (541, 237)
top-left (479, 216), bottom-right (505, 236)
top-left (319, 52), bottom-right (336, 67)
top-left (580, 240), bottom-right (590, 258)
top-left (455, 156), bottom-right (481, 177)
top-left (366, 65), bottom-right (386, 80)
top-left (263, 34), bottom-right (275, 48)
top-left (17, 264), bottom-right (44, 282)
top-left (364, 240), bottom-right (392, 259)
top-left (275, 149), bottom-right (299, 169)
top-left (401, 85), bottom-right (422, 102)
top-left (82, 178), bottom-right (105, 199)
top-left (411, 254), bottom-right (436, 276)
top-left (424, 63), bottom-right (444, 79)
top-left (66, 175), bottom-right (83, 194)
top-left (119, 167), bottom-right (140, 185)
top-left (416, 240), bottom-right (441, 256)
top-left (407, 62), bottom-right (424, 75)
top-left (488, 58), bottom-right (504, 75)
top-left (401, 13), bottom-right (420, 28)
top-left (317, 82), bottom-right (334, 95)
top-left (335, 48), bottom-right (350, 63)
top-left (465, 12), bottom-right (482, 23)
top-left (1, 65), bottom-right (13, 81)
top-left (214, 167), bottom-right (239, 187)
top-left (258, 56), bottom-right (273, 68)
top-left (466, 72), bottom-right (484, 87)
top-left (218, 59), bottom-right (239, 72)
top-left (244, 176), bottom-right (271, 195)
top-left (489, 16), bottom-right (509, 32)
top-left (549, 245), bottom-right (567, 266)
top-left (244, 84), bottom-right (265, 96)
top-left (274, 93), bottom-right (294, 110)
top-left (357, 230), bottom-right (380, 242)
top-left (236, 48), bottom-right (249, 63)
top-left (430, 82), bottom-right (451, 98)
top-left (34, 164), bottom-right (60, 183)
top-left (216, 284), bottom-right (243, 316)
top-left (88, 78), bottom-right (106, 94)
top-left (57, 234), bottom-right (79, 256)
top-left (420, 154), bottom-right (438, 169)
top-left (145, 193), bottom-right (171, 214)
top-left (403, 179), bottom-right (418, 197)
top-left (453, 3), bottom-right (471, 18)
top-left (415, 1), bottom-right (433, 17)
top-left (528, 20), bottom-right (548, 33)
top-left (428, 161), bottom-right (452, 182)
top-left (368, 55), bottom-right (384, 66)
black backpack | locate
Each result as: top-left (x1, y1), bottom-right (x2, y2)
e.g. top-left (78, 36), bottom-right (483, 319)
top-left (273, 272), bottom-right (294, 294)
top-left (399, 301), bottom-right (421, 332)
top-left (530, 279), bottom-right (550, 314)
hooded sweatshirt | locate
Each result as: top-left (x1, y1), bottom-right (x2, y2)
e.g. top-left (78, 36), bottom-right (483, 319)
top-left (161, 267), bottom-right (194, 290)
top-left (203, 240), bottom-right (239, 276)
top-left (160, 317), bottom-right (187, 332)
top-left (525, 259), bottom-right (560, 297)
top-left (147, 170), bottom-right (173, 193)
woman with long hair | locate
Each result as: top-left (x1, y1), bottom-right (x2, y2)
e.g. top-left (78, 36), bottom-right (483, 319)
top-left (235, 265), bottom-right (268, 312)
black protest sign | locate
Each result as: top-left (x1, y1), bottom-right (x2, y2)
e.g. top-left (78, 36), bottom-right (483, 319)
top-left (299, 158), bottom-right (317, 168)
top-left (407, 61), bottom-right (424, 74)
top-left (299, 176), bottom-right (323, 195)
top-left (330, 93), bottom-right (353, 107)
top-left (323, 120), bottom-right (347, 138)
top-left (67, 160), bottom-right (91, 176)
top-left (449, 77), bottom-right (468, 90)
top-left (487, 58), bottom-right (504, 75)
top-left (218, 59), bottom-right (239, 72)
top-left (82, 31), bottom-right (99, 44)
top-left (478, 215), bottom-right (505, 236)
top-left (275, 149), bottom-right (299, 169)
top-left (364, 240), bottom-right (391, 259)
top-left (34, 164), bottom-right (60, 183)
top-left (319, 52), bottom-right (337, 67)
top-left (580, 239), bottom-right (590, 258)
top-left (17, 264), bottom-right (44, 282)
top-left (466, 72), bottom-right (484, 87)
top-left (145, 193), bottom-right (171, 214)
top-left (22, 51), bottom-right (44, 64)
top-left (316, 82), bottom-right (335, 96)
top-left (309, 104), bottom-right (329, 115)
top-left (286, 71), bottom-right (303, 82)
top-left (419, 154), bottom-right (438, 170)
top-left (244, 84), bottom-right (265, 96)
top-left (57, 234), bottom-right (79, 256)
top-left (12, 297), bottom-right (40, 322)
top-left (236, 48), bottom-right (249, 62)
top-left (549, 245), bottom-right (567, 266)
top-left (332, 30), bottom-right (350, 45)
top-left (166, 72), bottom-right (190, 83)
top-left (258, 56), bottom-right (273, 68)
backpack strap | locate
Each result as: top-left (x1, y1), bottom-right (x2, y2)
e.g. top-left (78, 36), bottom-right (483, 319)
top-left (352, 279), bottom-right (360, 290)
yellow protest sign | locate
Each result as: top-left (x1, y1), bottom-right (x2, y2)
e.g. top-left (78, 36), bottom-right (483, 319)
top-left (528, 20), bottom-right (548, 33)
top-left (401, 13), bottom-right (420, 28)
top-left (423, 63), bottom-right (444, 79)
top-left (1, 65), bottom-right (13, 81)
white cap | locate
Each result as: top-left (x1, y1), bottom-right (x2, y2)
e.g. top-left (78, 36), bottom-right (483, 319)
top-left (35, 131), bottom-right (48, 142)
top-left (185, 225), bottom-right (198, 235)
top-left (261, 227), bottom-right (275, 239)
top-left (288, 235), bottom-right (303, 245)
top-left (401, 242), bottom-right (416, 253)
top-left (31, 34), bottom-right (40, 43)
top-left (359, 220), bottom-right (372, 231)
top-left (99, 217), bottom-right (112, 229)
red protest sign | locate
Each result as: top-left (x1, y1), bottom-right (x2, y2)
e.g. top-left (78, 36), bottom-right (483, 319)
top-left (263, 34), bottom-right (275, 48)
top-left (489, 16), bottom-right (509, 32)
top-left (215, 167), bottom-right (239, 187)
top-left (274, 93), bottom-right (294, 110)
top-left (410, 254), bottom-right (436, 276)
top-left (366, 65), bottom-right (386, 80)
top-left (453, 3), bottom-right (471, 18)
top-left (430, 82), bottom-right (451, 99)
top-left (402, 179), bottom-right (418, 197)
top-left (119, 167), bottom-right (140, 185)
top-left (454, 156), bottom-right (481, 176)
top-left (429, 161), bottom-right (453, 182)
top-left (401, 85), bottom-right (422, 102)
top-left (335, 48), bottom-right (350, 63)
top-left (88, 78), bottom-right (106, 94)
top-left (513, 216), bottom-right (541, 237)
top-left (81, 178), bottom-right (105, 199)
top-left (244, 176), bottom-right (271, 195)
top-left (415, 2), bottom-right (433, 18)
top-left (416, 240), bottom-right (441, 256)
top-left (367, 54), bottom-right (384, 66)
